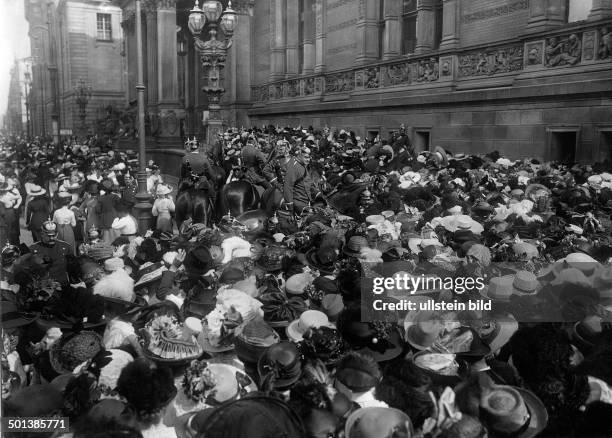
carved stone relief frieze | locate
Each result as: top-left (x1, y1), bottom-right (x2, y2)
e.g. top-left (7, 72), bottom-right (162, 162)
top-left (458, 45), bottom-right (523, 77)
top-left (364, 67), bottom-right (380, 88)
top-left (385, 61), bottom-right (411, 86)
top-left (416, 57), bottom-right (439, 82)
top-left (582, 31), bottom-right (596, 62)
top-left (597, 26), bottom-right (612, 60)
top-left (325, 71), bottom-right (355, 93)
top-left (303, 77), bottom-right (315, 95)
top-left (314, 77), bottom-right (323, 93)
top-left (285, 80), bottom-right (300, 98)
top-left (545, 33), bottom-right (582, 67)
top-left (439, 56), bottom-right (453, 78)
top-left (525, 41), bottom-right (544, 66)
top-left (260, 85), bottom-right (269, 101)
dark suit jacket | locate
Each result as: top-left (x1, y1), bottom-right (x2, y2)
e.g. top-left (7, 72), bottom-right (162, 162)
top-left (27, 196), bottom-right (51, 231)
top-left (95, 193), bottom-right (120, 229)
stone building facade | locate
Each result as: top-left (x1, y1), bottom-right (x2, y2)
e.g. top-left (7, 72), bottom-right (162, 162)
top-left (25, 0), bottom-right (125, 139)
top-left (26, 0), bottom-right (612, 162)
top-left (248, 0), bottom-right (612, 162)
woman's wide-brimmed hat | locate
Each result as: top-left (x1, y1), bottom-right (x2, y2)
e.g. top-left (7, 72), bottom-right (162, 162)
top-left (472, 312), bottom-right (519, 354)
top-left (286, 310), bottom-right (332, 342)
top-left (234, 317), bottom-right (281, 365)
top-left (343, 235), bottom-right (370, 257)
top-left (49, 330), bottom-right (104, 374)
top-left (257, 341), bottom-right (303, 390)
top-left (337, 310), bottom-right (404, 362)
top-left (455, 375), bottom-right (548, 438)
top-left (300, 325), bottom-right (348, 365)
top-left (156, 184), bottom-right (172, 196)
top-left (256, 246), bottom-right (294, 272)
top-left (304, 246), bottom-right (338, 274)
top-left (345, 407), bottom-right (413, 438)
top-left (177, 360), bottom-right (256, 413)
top-left (432, 146), bottom-right (449, 167)
top-left (259, 290), bottom-right (308, 327)
top-left (0, 301), bottom-right (38, 329)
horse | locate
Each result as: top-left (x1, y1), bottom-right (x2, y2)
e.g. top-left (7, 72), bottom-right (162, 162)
top-left (175, 177), bottom-right (214, 230)
top-left (217, 179), bottom-right (261, 220)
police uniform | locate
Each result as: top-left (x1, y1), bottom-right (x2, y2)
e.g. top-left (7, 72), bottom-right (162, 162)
top-left (282, 157), bottom-right (316, 214)
top-left (29, 240), bottom-right (72, 286)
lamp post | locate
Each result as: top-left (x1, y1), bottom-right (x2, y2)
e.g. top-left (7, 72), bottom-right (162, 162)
top-left (73, 77), bottom-right (92, 139)
top-left (133, 0), bottom-right (153, 234)
top-left (187, 0), bottom-right (237, 144)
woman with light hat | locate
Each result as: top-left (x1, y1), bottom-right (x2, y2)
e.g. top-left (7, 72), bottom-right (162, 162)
top-left (152, 184), bottom-right (175, 233)
top-left (52, 190), bottom-right (77, 255)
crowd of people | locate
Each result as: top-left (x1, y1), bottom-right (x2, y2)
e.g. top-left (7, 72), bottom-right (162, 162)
top-left (1, 125), bottom-right (612, 438)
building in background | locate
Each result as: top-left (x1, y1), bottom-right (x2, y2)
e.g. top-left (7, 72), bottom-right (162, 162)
top-left (24, 0), bottom-right (125, 140)
top-left (248, 0), bottom-right (612, 162)
top-left (4, 61), bottom-right (25, 135)
top-left (23, 0), bottom-right (612, 163)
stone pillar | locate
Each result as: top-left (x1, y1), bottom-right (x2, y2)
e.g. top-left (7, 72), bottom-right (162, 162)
top-left (143, 0), bottom-right (158, 109)
top-left (439, 0), bottom-right (459, 50)
top-left (286, 0), bottom-right (299, 77)
top-left (227, 3), bottom-right (253, 126)
top-left (588, 0), bottom-right (612, 20)
top-left (302, 0), bottom-right (315, 74)
top-left (382, 0), bottom-right (400, 60)
top-left (156, 0), bottom-right (182, 141)
top-left (415, 0), bottom-right (435, 54)
top-left (314, 0), bottom-right (326, 73)
top-left (355, 0), bottom-right (381, 66)
top-left (270, 0), bottom-right (286, 81)
top-left (156, 0), bottom-right (178, 103)
top-left (526, 0), bottom-right (566, 33)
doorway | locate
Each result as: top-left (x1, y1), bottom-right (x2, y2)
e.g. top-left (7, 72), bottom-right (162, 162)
top-left (414, 130), bottom-right (431, 152)
top-left (367, 129), bottom-right (380, 142)
top-left (548, 129), bottom-right (578, 164)
top-left (600, 131), bottom-right (612, 162)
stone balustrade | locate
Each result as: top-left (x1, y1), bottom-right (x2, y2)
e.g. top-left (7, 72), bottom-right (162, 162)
top-left (250, 18), bottom-right (612, 104)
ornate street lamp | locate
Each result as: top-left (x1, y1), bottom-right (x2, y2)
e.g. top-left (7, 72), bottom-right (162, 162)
top-left (73, 77), bottom-right (92, 138)
top-left (133, 0), bottom-right (154, 234)
top-left (188, 0), bottom-right (237, 143)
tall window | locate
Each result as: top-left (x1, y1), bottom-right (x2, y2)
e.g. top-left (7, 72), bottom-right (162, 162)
top-left (97, 13), bottom-right (112, 41)
top-left (298, 0), bottom-right (305, 73)
top-left (401, 0), bottom-right (417, 55)
top-left (566, 0), bottom-right (592, 22)
top-left (434, 1), bottom-right (443, 49)
top-left (378, 0), bottom-right (385, 59)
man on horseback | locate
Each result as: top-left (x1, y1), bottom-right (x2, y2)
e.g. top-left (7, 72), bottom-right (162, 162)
top-left (281, 145), bottom-right (318, 215)
top-left (263, 139), bottom-right (291, 190)
top-left (180, 137), bottom-right (221, 205)
top-left (240, 135), bottom-right (270, 191)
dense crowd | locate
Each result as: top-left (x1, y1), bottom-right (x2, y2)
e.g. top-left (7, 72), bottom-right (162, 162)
top-left (1, 126), bottom-right (612, 438)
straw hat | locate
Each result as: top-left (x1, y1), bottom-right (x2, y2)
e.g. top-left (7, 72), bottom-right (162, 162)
top-left (156, 184), bottom-right (172, 196)
top-left (286, 310), bottom-right (333, 342)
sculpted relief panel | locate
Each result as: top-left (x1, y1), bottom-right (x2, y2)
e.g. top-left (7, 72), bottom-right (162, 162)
top-left (458, 45), bottom-right (523, 77)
